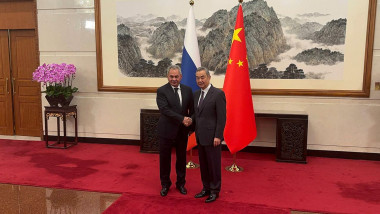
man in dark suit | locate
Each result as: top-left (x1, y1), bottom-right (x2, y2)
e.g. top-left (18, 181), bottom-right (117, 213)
top-left (156, 65), bottom-right (194, 197)
top-left (193, 67), bottom-right (226, 203)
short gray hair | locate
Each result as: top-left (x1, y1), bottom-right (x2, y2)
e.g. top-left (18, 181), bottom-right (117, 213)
top-left (196, 67), bottom-right (210, 77)
top-left (167, 65), bottom-right (182, 76)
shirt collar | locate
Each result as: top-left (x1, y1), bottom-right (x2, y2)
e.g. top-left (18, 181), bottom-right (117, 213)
top-left (171, 84), bottom-right (181, 90)
top-left (202, 84), bottom-right (211, 94)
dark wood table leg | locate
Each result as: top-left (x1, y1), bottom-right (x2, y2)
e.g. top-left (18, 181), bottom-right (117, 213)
top-left (74, 110), bottom-right (78, 144)
top-left (63, 113), bottom-right (67, 148)
top-left (57, 116), bottom-right (60, 144)
top-left (45, 112), bottom-right (48, 147)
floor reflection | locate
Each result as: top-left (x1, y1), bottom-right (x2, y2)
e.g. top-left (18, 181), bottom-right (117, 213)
top-left (0, 183), bottom-right (120, 214)
top-left (0, 183), bottom-right (320, 214)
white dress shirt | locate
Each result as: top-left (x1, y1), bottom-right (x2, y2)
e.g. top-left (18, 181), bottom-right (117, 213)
top-left (171, 85), bottom-right (182, 106)
top-left (198, 84), bottom-right (211, 106)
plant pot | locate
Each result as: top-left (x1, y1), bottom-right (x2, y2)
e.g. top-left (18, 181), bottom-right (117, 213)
top-left (45, 95), bottom-right (59, 107)
top-left (45, 95), bottom-right (73, 107)
top-left (59, 95), bottom-right (73, 107)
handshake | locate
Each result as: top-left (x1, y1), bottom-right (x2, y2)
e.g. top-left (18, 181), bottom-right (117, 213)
top-left (182, 117), bottom-right (192, 127)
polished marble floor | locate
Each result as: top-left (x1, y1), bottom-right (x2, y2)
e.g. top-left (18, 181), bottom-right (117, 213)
top-left (0, 183), bottom-right (319, 214)
top-left (0, 183), bottom-right (120, 214)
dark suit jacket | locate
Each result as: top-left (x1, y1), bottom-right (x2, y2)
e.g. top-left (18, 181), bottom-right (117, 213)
top-left (193, 85), bottom-right (226, 146)
top-left (156, 83), bottom-right (194, 140)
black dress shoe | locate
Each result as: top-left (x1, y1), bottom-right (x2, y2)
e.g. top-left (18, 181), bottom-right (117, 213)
top-left (194, 189), bottom-right (210, 198)
top-left (205, 193), bottom-right (219, 203)
top-left (176, 186), bottom-right (187, 195)
top-left (160, 187), bottom-right (169, 196)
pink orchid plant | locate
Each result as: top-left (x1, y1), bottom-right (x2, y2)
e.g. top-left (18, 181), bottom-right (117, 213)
top-left (32, 63), bottom-right (78, 98)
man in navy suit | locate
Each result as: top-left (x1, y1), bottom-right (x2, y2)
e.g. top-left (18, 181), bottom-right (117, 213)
top-left (156, 65), bottom-right (194, 197)
top-left (193, 67), bottom-right (226, 203)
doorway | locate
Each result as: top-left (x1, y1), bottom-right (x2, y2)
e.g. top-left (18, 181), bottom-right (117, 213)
top-left (0, 29), bottom-right (42, 137)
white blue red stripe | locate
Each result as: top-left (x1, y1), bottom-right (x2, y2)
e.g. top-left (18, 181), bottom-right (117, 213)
top-left (181, 6), bottom-right (201, 92)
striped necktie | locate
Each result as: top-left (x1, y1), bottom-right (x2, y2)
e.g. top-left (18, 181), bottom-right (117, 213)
top-left (198, 91), bottom-right (204, 108)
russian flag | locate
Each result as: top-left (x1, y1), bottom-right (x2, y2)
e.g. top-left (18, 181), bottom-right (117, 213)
top-left (181, 6), bottom-right (201, 92)
top-left (180, 5), bottom-right (200, 151)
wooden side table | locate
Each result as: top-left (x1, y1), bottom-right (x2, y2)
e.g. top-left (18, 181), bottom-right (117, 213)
top-left (140, 109), bottom-right (160, 153)
top-left (140, 109), bottom-right (308, 163)
top-left (44, 105), bottom-right (78, 149)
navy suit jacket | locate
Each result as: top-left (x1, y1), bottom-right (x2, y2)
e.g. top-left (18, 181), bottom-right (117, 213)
top-left (193, 85), bottom-right (226, 146)
top-left (156, 83), bottom-right (194, 140)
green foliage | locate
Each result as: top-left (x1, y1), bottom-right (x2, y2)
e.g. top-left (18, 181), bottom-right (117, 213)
top-left (43, 85), bottom-right (78, 99)
top-left (128, 58), bottom-right (173, 77)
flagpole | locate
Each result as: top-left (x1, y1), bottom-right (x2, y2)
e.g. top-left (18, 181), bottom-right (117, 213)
top-left (184, 0), bottom-right (199, 169)
top-left (223, 0), bottom-right (255, 172)
top-left (186, 148), bottom-right (200, 169)
top-left (225, 153), bottom-right (243, 172)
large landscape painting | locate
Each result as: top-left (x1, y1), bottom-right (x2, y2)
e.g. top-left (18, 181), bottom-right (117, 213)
top-left (117, 0), bottom-right (347, 80)
top-left (96, 0), bottom-right (375, 96)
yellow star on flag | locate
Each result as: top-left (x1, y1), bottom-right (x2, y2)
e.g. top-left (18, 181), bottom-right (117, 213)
top-left (228, 58), bottom-right (233, 64)
top-left (237, 60), bottom-right (243, 67)
top-left (232, 28), bottom-right (242, 43)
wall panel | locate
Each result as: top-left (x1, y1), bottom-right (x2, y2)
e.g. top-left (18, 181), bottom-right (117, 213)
top-left (0, 1), bottom-right (36, 29)
top-left (37, 0), bottom-right (380, 154)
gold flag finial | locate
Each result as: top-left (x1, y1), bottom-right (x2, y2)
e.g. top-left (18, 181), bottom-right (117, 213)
top-left (239, 0), bottom-right (243, 3)
top-left (190, 0), bottom-right (194, 6)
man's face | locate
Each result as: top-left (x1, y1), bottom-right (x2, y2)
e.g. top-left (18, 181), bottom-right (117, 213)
top-left (167, 69), bottom-right (182, 87)
top-left (196, 70), bottom-right (211, 90)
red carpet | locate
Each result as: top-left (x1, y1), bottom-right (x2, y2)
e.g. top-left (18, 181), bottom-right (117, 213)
top-left (103, 192), bottom-right (289, 214)
top-left (0, 139), bottom-right (379, 214)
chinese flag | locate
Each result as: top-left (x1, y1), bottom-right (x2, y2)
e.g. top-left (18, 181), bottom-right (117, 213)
top-left (223, 4), bottom-right (257, 154)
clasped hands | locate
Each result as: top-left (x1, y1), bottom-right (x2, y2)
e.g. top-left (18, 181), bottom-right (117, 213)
top-left (182, 117), bottom-right (192, 127)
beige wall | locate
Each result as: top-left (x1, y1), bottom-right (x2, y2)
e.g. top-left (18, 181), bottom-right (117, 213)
top-left (37, 0), bottom-right (380, 153)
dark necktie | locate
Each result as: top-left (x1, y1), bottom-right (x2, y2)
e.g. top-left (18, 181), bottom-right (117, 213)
top-left (174, 88), bottom-right (181, 107)
top-left (198, 91), bottom-right (204, 108)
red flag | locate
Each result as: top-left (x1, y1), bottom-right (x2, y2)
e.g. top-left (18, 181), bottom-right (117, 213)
top-left (223, 4), bottom-right (257, 154)
top-left (186, 132), bottom-right (197, 151)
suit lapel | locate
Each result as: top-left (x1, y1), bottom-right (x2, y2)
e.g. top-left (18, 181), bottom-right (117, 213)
top-left (195, 90), bottom-right (201, 113)
top-left (179, 84), bottom-right (186, 111)
top-left (166, 83), bottom-right (181, 112)
top-left (166, 83), bottom-right (175, 103)
top-left (197, 85), bottom-right (214, 114)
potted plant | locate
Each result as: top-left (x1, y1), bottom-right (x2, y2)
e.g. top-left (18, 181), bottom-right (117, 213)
top-left (32, 63), bottom-right (78, 107)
